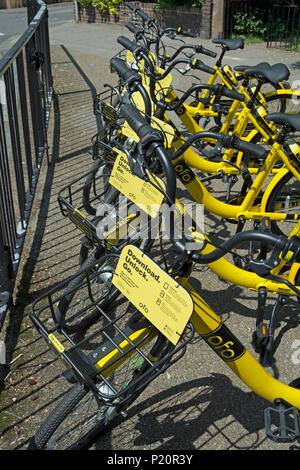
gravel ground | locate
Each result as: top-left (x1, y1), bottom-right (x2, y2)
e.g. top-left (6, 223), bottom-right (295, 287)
top-left (1, 29), bottom-right (300, 453)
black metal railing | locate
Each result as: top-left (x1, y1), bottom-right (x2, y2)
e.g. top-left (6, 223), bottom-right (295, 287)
top-left (267, 3), bottom-right (300, 51)
top-left (0, 0), bottom-right (53, 330)
top-left (224, 0), bottom-right (269, 40)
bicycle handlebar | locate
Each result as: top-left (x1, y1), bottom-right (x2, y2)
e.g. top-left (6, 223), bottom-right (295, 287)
top-left (110, 57), bottom-right (141, 85)
top-left (117, 103), bottom-right (300, 266)
top-left (124, 1), bottom-right (136, 11)
top-left (137, 8), bottom-right (151, 23)
top-left (125, 21), bottom-right (142, 36)
top-left (175, 26), bottom-right (195, 38)
top-left (196, 45), bottom-right (217, 58)
top-left (120, 102), bottom-right (158, 141)
top-left (191, 58), bottom-right (215, 75)
top-left (110, 57), bottom-right (152, 121)
top-left (117, 35), bottom-right (145, 54)
top-left (110, 55), bottom-right (245, 116)
top-left (119, 102), bottom-right (177, 204)
top-left (171, 129), bottom-right (266, 161)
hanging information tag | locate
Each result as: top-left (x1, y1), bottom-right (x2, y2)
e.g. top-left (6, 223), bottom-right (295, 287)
top-left (109, 150), bottom-right (165, 217)
top-left (112, 245), bottom-right (194, 345)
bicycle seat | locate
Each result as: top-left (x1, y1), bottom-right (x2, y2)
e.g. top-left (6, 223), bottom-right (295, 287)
top-left (265, 112), bottom-right (300, 131)
top-left (212, 37), bottom-right (244, 50)
top-left (234, 63), bottom-right (290, 83)
top-left (234, 62), bottom-right (270, 73)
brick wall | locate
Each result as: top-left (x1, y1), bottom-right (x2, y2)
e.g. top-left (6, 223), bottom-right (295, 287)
top-left (76, 1), bottom-right (213, 39)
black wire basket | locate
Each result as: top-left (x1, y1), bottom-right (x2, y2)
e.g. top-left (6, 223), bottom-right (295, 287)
top-left (94, 86), bottom-right (121, 123)
top-left (58, 164), bottom-right (159, 251)
top-left (30, 257), bottom-right (195, 407)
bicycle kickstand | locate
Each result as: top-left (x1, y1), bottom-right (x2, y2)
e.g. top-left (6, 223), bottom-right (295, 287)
top-left (254, 293), bottom-right (288, 367)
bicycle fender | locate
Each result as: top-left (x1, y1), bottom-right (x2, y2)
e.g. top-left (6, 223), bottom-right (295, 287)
top-left (260, 167), bottom-right (290, 212)
top-left (264, 88), bottom-right (300, 101)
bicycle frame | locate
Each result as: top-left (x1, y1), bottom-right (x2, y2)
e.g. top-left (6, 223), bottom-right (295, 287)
top-left (125, 51), bottom-right (300, 177)
top-left (173, 198), bottom-right (300, 295)
top-left (172, 142), bottom-right (300, 223)
top-left (90, 252), bottom-right (300, 411)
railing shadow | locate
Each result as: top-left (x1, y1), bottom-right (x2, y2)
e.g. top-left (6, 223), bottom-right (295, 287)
top-left (0, 45), bottom-right (103, 426)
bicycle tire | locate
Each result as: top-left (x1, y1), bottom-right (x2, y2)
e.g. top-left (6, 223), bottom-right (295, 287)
top-left (28, 316), bottom-right (171, 450)
top-left (27, 381), bottom-right (124, 450)
top-left (265, 90), bottom-right (300, 115)
top-left (82, 158), bottom-right (114, 216)
top-left (265, 170), bottom-right (300, 238)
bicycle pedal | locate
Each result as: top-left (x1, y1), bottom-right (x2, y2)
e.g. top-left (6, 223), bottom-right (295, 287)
top-left (265, 399), bottom-right (300, 443)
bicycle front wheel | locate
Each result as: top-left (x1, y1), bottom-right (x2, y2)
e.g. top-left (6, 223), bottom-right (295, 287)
top-left (265, 171), bottom-right (300, 238)
top-left (27, 318), bottom-right (182, 449)
top-left (28, 383), bottom-right (110, 450)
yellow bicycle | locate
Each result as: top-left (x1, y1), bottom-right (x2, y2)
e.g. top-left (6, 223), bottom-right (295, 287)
top-left (28, 106), bottom-right (300, 449)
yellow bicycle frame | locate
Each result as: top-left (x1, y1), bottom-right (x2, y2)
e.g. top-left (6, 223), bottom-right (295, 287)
top-left (92, 267), bottom-right (300, 411)
top-left (126, 51), bottom-right (300, 177)
top-left (173, 198), bottom-right (300, 296)
top-left (172, 142), bottom-right (300, 223)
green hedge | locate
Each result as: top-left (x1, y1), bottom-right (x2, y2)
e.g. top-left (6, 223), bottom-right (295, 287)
top-left (77, 0), bottom-right (203, 15)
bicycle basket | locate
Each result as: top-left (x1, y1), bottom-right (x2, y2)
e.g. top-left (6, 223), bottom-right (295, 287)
top-left (94, 87), bottom-right (121, 123)
top-left (58, 151), bottom-right (162, 251)
top-left (30, 257), bottom-right (195, 407)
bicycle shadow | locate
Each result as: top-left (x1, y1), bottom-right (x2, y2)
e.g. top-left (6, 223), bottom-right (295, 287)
top-left (95, 373), bottom-right (282, 450)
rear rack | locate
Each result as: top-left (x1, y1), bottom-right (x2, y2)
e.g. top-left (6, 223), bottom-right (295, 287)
top-left (30, 259), bottom-right (195, 407)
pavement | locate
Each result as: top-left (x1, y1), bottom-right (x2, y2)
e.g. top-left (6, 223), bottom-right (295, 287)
top-left (48, 17), bottom-right (300, 84)
top-left (1, 4), bottom-right (300, 453)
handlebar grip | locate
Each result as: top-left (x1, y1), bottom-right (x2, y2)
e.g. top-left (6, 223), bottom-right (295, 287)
top-left (124, 2), bottom-right (136, 11)
top-left (222, 87), bottom-right (245, 102)
top-left (120, 103), bottom-right (155, 140)
top-left (125, 22), bottom-right (141, 35)
top-left (117, 35), bottom-right (139, 53)
top-left (223, 135), bottom-right (267, 159)
top-left (237, 140), bottom-right (266, 159)
top-left (110, 57), bottom-right (141, 84)
top-left (137, 9), bottom-right (150, 22)
top-left (177, 27), bottom-right (195, 38)
top-left (199, 46), bottom-right (217, 58)
top-left (191, 59), bottom-right (215, 75)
